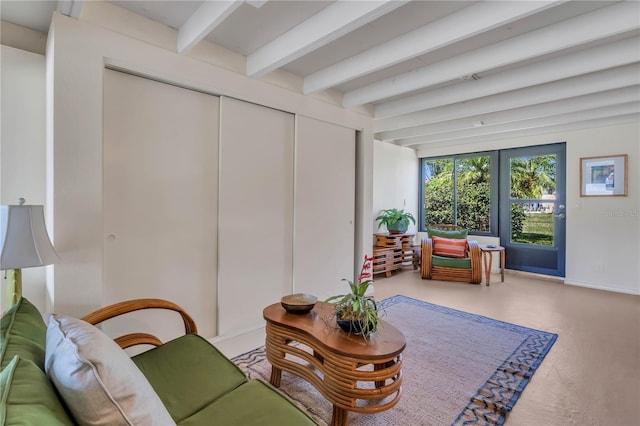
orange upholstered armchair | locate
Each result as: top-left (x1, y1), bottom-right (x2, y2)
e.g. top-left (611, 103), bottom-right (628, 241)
top-left (421, 226), bottom-right (482, 284)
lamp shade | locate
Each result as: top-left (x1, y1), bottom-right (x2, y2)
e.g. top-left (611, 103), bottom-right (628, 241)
top-left (0, 202), bottom-right (59, 270)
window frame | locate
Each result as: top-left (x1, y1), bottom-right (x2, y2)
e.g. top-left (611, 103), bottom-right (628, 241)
top-left (419, 150), bottom-right (498, 236)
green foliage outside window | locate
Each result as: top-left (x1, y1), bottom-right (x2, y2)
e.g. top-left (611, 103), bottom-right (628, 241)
top-left (423, 154), bottom-right (556, 238)
top-left (509, 155), bottom-right (556, 198)
top-left (423, 156), bottom-right (491, 232)
top-left (510, 203), bottom-right (526, 239)
top-left (509, 155), bottom-right (556, 245)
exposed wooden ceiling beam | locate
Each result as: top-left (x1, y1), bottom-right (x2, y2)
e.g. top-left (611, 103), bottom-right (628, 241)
top-left (374, 36), bottom-right (640, 120)
top-left (344, 1), bottom-right (640, 108)
top-left (303, 1), bottom-right (561, 94)
top-left (177, 0), bottom-right (244, 54)
top-left (246, 0), bottom-right (269, 8)
top-left (382, 87), bottom-right (640, 143)
top-left (374, 64), bottom-right (640, 132)
top-left (400, 102), bottom-right (639, 147)
top-left (57, 0), bottom-right (83, 19)
top-left (246, 0), bottom-right (407, 78)
top-left (414, 114), bottom-right (639, 154)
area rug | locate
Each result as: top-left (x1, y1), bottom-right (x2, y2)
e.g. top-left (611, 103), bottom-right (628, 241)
top-left (232, 295), bottom-right (557, 425)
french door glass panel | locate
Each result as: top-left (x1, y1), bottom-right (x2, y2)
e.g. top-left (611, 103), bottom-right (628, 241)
top-left (500, 144), bottom-right (566, 277)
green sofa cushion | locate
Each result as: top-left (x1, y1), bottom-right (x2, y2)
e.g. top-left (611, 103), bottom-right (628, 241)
top-left (178, 379), bottom-right (317, 425)
top-left (427, 227), bottom-right (468, 239)
top-left (133, 333), bottom-right (248, 423)
top-left (0, 356), bottom-right (75, 426)
top-left (0, 297), bottom-right (47, 371)
top-left (432, 255), bottom-right (471, 269)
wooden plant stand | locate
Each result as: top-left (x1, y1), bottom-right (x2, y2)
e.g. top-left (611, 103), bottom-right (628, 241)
top-left (373, 233), bottom-right (418, 277)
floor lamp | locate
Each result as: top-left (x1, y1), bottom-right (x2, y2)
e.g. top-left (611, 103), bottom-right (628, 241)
top-left (1, 198), bottom-right (59, 311)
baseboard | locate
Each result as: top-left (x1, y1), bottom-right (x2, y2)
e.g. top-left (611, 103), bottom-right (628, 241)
top-left (504, 269), bottom-right (565, 283)
top-left (209, 326), bottom-right (266, 358)
top-left (564, 279), bottom-right (640, 296)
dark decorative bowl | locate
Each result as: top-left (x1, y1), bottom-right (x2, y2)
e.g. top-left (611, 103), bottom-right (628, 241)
top-left (281, 293), bottom-right (317, 314)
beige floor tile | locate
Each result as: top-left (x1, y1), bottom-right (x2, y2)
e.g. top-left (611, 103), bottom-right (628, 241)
top-left (372, 268), bottom-right (640, 426)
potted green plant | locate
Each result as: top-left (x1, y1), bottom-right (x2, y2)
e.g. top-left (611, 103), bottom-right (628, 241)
top-left (325, 255), bottom-right (380, 339)
top-left (375, 208), bottom-right (416, 234)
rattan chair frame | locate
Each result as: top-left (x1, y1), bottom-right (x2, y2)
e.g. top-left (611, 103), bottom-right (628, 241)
top-left (420, 237), bottom-right (483, 284)
top-left (81, 298), bottom-right (197, 349)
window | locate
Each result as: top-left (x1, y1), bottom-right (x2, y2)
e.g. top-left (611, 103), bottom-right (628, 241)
top-left (420, 152), bottom-right (498, 235)
top-left (508, 154), bottom-right (557, 246)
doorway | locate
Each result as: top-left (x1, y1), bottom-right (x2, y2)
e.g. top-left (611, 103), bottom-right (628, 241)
top-left (499, 143), bottom-right (566, 277)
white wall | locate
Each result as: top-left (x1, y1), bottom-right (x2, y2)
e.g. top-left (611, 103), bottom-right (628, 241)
top-left (409, 122), bottom-right (639, 295)
top-left (47, 10), bottom-right (374, 332)
top-left (0, 45), bottom-right (48, 311)
top-left (372, 140), bottom-right (419, 236)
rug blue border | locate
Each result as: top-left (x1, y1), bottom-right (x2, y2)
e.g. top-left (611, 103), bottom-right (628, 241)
top-left (380, 295), bottom-right (557, 426)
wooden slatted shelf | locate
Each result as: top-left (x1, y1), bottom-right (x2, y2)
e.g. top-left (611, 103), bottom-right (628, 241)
top-left (373, 233), bottom-right (419, 277)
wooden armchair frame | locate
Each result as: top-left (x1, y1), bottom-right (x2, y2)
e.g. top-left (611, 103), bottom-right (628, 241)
top-left (420, 238), bottom-right (483, 284)
top-left (81, 298), bottom-right (197, 349)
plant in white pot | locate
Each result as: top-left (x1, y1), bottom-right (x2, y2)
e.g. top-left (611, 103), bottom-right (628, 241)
top-left (375, 208), bottom-right (416, 234)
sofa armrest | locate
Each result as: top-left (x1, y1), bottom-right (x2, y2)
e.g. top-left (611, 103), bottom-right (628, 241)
top-left (81, 299), bottom-right (197, 349)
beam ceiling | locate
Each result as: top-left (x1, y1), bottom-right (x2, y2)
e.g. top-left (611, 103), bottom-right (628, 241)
top-left (3, 0), bottom-right (638, 151)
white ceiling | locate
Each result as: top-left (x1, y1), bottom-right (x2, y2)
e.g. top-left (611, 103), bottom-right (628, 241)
top-left (1, 0), bottom-right (639, 152)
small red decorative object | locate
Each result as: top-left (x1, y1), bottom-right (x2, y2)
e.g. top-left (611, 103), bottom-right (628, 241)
top-left (357, 255), bottom-right (374, 282)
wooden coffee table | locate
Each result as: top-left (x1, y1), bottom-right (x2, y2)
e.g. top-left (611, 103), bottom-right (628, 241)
top-left (263, 301), bottom-right (406, 426)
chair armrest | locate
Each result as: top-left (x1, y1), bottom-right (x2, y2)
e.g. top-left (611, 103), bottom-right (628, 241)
top-left (114, 333), bottom-right (163, 349)
top-left (467, 240), bottom-right (483, 283)
top-left (467, 240), bottom-right (481, 261)
top-left (81, 298), bottom-right (198, 349)
top-left (420, 237), bottom-right (434, 279)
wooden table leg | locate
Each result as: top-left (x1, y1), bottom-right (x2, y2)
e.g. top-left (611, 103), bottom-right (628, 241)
top-left (500, 250), bottom-right (505, 282)
top-left (483, 251), bottom-right (492, 286)
top-left (374, 362), bottom-right (385, 388)
top-left (331, 405), bottom-right (348, 426)
top-left (270, 366), bottom-right (282, 388)
top-left (374, 360), bottom-right (395, 388)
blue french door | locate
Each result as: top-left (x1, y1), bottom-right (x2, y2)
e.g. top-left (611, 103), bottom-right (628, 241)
top-left (499, 143), bottom-right (566, 277)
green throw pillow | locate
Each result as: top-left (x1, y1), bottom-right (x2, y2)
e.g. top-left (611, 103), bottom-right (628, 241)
top-left (0, 355), bottom-right (75, 426)
top-left (0, 297), bottom-right (47, 371)
top-left (426, 227), bottom-right (468, 240)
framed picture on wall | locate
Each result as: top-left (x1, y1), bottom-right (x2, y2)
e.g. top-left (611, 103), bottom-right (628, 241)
top-left (580, 154), bottom-right (628, 197)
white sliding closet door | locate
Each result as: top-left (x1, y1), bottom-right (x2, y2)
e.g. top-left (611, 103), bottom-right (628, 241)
top-left (103, 70), bottom-right (219, 342)
top-left (295, 116), bottom-right (355, 299)
top-left (218, 97), bottom-right (294, 336)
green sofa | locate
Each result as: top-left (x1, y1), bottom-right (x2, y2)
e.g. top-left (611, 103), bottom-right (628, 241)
top-left (0, 297), bottom-right (316, 425)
